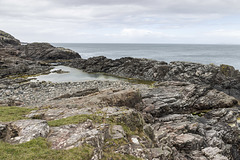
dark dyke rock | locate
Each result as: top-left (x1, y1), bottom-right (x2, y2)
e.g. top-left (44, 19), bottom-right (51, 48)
top-left (20, 42), bottom-right (81, 61)
top-left (0, 30), bottom-right (82, 81)
top-left (64, 56), bottom-right (169, 81)
top-left (0, 48), bottom-right (52, 79)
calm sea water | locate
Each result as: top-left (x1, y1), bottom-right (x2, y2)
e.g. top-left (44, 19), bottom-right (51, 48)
top-left (52, 43), bottom-right (240, 70)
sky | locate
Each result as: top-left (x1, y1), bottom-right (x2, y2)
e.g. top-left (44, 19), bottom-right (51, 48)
top-left (1, 0), bottom-right (240, 44)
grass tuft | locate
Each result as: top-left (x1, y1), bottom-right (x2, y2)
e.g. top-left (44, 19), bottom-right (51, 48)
top-left (0, 106), bottom-right (33, 122)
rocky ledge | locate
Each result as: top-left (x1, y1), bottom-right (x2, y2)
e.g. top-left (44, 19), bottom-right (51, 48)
top-left (63, 56), bottom-right (240, 100)
top-left (0, 30), bottom-right (80, 82)
top-left (0, 30), bottom-right (240, 160)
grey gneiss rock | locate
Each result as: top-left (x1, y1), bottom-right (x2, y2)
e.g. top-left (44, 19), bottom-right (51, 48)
top-left (0, 30), bottom-right (20, 48)
top-left (20, 42), bottom-right (81, 61)
top-left (64, 56), bottom-right (240, 99)
top-left (4, 119), bottom-right (49, 144)
top-left (48, 120), bottom-right (110, 150)
top-left (0, 80), bottom-right (239, 159)
top-left (64, 56), bottom-right (169, 80)
top-left (1, 30), bottom-right (240, 159)
top-left (0, 30), bottom-right (82, 84)
top-left (0, 52), bottom-right (52, 79)
top-left (151, 109), bottom-right (240, 160)
top-left (140, 81), bottom-right (238, 118)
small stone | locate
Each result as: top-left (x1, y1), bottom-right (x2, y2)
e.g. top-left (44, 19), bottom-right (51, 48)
top-left (111, 125), bottom-right (126, 139)
top-left (131, 135), bottom-right (140, 145)
top-left (202, 147), bottom-right (222, 159)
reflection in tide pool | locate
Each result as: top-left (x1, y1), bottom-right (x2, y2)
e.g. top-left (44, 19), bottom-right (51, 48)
top-left (30, 65), bottom-right (121, 82)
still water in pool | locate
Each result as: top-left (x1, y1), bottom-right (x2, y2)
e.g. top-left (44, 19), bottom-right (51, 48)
top-left (29, 65), bottom-right (121, 82)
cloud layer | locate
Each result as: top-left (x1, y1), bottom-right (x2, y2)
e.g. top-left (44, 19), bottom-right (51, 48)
top-left (0, 0), bottom-right (240, 43)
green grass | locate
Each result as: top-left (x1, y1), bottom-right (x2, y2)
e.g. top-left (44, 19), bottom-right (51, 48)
top-left (0, 106), bottom-right (33, 122)
top-left (48, 113), bottom-right (146, 138)
top-left (48, 113), bottom-right (144, 135)
top-left (0, 137), bottom-right (141, 160)
top-left (0, 137), bottom-right (94, 160)
top-left (47, 114), bottom-right (104, 127)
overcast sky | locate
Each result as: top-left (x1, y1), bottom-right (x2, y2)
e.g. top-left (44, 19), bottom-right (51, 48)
top-left (1, 0), bottom-right (240, 44)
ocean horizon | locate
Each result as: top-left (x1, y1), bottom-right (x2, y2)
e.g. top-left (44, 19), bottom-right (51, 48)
top-left (52, 43), bottom-right (240, 70)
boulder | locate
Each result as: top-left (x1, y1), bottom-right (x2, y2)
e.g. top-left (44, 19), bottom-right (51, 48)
top-left (5, 119), bottom-right (49, 144)
top-left (47, 120), bottom-right (110, 150)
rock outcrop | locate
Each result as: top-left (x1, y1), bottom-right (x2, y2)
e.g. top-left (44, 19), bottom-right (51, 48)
top-left (0, 30), bottom-right (240, 159)
top-left (0, 30), bottom-right (81, 82)
top-left (0, 30), bottom-right (20, 48)
top-left (20, 43), bottom-right (81, 61)
top-left (141, 81), bottom-right (238, 118)
top-left (4, 119), bottom-right (49, 144)
top-left (64, 56), bottom-right (240, 99)
top-left (1, 80), bottom-right (239, 159)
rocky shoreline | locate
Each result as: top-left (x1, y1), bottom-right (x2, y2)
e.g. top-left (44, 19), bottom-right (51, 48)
top-left (0, 30), bottom-right (240, 160)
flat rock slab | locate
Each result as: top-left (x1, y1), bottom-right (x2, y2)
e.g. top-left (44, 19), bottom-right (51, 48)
top-left (27, 89), bottom-right (142, 121)
top-left (27, 107), bottom-right (93, 121)
top-left (141, 81), bottom-right (238, 117)
top-left (45, 88), bottom-right (141, 109)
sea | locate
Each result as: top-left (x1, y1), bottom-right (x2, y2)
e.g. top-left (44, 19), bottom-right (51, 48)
top-left (52, 43), bottom-right (240, 70)
top-left (30, 43), bottom-right (240, 82)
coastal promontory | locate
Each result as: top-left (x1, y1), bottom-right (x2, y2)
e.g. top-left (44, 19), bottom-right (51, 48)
top-left (0, 30), bottom-right (239, 160)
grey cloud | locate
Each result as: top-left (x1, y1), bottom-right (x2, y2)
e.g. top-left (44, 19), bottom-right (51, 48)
top-left (1, 0), bottom-right (240, 43)
top-left (51, 0), bottom-right (240, 14)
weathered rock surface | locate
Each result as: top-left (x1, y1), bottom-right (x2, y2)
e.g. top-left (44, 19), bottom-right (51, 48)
top-left (140, 81), bottom-right (238, 118)
top-left (48, 120), bottom-right (109, 150)
top-left (64, 56), bottom-right (240, 99)
top-left (20, 43), bottom-right (81, 61)
top-left (149, 111), bottom-right (240, 160)
top-left (64, 56), bottom-right (169, 81)
top-left (26, 88), bottom-right (142, 121)
top-left (0, 80), bottom-right (239, 159)
top-left (0, 80), bottom-right (146, 107)
top-left (0, 30), bottom-right (81, 82)
top-left (0, 30), bottom-right (20, 48)
top-left (4, 119), bottom-right (49, 144)
top-left (0, 49), bottom-right (52, 79)
top-left (0, 30), bottom-right (240, 159)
